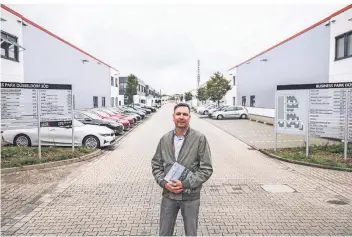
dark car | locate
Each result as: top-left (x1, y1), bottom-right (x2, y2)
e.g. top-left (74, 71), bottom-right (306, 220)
top-left (74, 111), bottom-right (124, 135)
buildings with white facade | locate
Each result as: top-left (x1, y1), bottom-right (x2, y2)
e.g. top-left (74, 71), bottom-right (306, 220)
top-left (226, 4), bottom-right (352, 118)
top-left (1, 4), bottom-right (160, 109)
top-left (1, 5), bottom-right (25, 83)
top-left (118, 76), bottom-right (161, 106)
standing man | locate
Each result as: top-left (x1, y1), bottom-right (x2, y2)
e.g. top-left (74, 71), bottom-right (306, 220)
top-left (151, 103), bottom-right (213, 236)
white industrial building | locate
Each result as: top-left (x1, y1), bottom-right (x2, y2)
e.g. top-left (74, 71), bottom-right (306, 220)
top-left (226, 4), bottom-right (352, 119)
top-left (1, 5), bottom-right (160, 109)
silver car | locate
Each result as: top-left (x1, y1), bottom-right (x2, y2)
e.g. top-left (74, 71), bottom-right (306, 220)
top-left (211, 106), bottom-right (248, 120)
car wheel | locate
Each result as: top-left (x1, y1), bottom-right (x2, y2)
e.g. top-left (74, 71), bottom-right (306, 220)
top-left (240, 114), bottom-right (247, 119)
top-left (217, 114), bottom-right (224, 120)
top-left (203, 110), bottom-right (209, 115)
top-left (83, 135), bottom-right (100, 149)
top-left (14, 134), bottom-right (31, 147)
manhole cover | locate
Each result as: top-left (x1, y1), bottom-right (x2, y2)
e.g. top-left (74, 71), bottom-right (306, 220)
top-left (327, 200), bottom-right (349, 205)
top-left (261, 184), bottom-right (296, 193)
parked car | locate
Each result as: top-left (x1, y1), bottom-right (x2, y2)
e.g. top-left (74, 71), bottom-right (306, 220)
top-left (106, 107), bottom-right (141, 122)
top-left (86, 109), bottom-right (131, 131)
top-left (135, 103), bottom-right (156, 112)
top-left (74, 111), bottom-right (124, 135)
top-left (1, 120), bottom-right (116, 149)
top-left (119, 106), bottom-right (146, 119)
top-left (128, 105), bottom-right (151, 114)
top-left (117, 107), bottom-right (145, 119)
top-left (197, 104), bottom-right (216, 115)
top-left (95, 108), bottom-right (136, 125)
top-left (208, 105), bottom-right (231, 117)
top-left (211, 106), bottom-right (248, 120)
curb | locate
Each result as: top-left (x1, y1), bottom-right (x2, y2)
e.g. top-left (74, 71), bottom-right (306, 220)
top-left (248, 117), bottom-right (274, 126)
top-left (259, 149), bottom-right (352, 172)
top-left (196, 112), bottom-right (352, 172)
top-left (1, 112), bottom-right (154, 174)
top-left (1, 149), bottom-right (103, 174)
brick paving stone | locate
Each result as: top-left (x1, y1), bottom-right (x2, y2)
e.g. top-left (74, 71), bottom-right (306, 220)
top-left (1, 104), bottom-right (352, 236)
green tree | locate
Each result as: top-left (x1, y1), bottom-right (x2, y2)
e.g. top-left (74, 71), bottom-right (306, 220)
top-left (184, 92), bottom-right (193, 102)
top-left (206, 72), bottom-right (231, 106)
top-left (196, 87), bottom-right (209, 103)
top-left (126, 74), bottom-right (139, 105)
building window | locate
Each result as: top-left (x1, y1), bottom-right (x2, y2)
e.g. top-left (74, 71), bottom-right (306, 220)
top-left (1, 31), bottom-right (19, 61)
top-left (250, 95), bottom-right (255, 107)
top-left (115, 97), bottom-right (118, 106)
top-left (93, 96), bottom-right (98, 108)
top-left (111, 97), bottom-right (114, 107)
top-left (102, 97), bottom-right (106, 107)
top-left (233, 97), bottom-right (236, 105)
top-left (111, 77), bottom-right (114, 86)
top-left (115, 78), bottom-right (118, 87)
top-left (335, 31), bottom-right (352, 60)
top-left (119, 101), bottom-right (121, 105)
top-left (233, 76), bottom-right (236, 86)
top-left (242, 96), bottom-right (246, 106)
top-left (73, 95), bottom-right (75, 109)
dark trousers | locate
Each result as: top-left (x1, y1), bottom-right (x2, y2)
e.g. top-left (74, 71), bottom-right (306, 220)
top-left (159, 196), bottom-right (200, 236)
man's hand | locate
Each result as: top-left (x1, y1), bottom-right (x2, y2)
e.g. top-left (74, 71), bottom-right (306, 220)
top-left (164, 180), bottom-right (183, 194)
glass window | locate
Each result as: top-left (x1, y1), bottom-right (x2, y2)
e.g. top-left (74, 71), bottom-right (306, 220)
top-left (102, 97), bottom-right (106, 107)
top-left (74, 113), bottom-right (85, 120)
top-left (93, 96), bottom-right (98, 108)
top-left (347, 33), bottom-right (352, 56)
top-left (336, 36), bottom-right (344, 59)
top-left (250, 95), bottom-right (255, 107)
top-left (242, 96), bottom-right (246, 106)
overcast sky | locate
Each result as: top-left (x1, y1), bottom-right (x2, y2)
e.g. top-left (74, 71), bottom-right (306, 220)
top-left (8, 1), bottom-right (349, 94)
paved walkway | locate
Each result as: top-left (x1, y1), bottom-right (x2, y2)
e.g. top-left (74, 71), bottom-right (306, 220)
top-left (198, 115), bottom-right (339, 150)
top-left (1, 103), bottom-right (352, 236)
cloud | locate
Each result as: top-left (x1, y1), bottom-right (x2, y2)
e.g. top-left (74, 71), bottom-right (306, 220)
top-left (9, 2), bottom-right (347, 94)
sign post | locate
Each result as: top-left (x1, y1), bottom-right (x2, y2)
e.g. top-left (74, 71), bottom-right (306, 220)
top-left (71, 91), bottom-right (75, 152)
top-left (37, 90), bottom-right (41, 159)
top-left (306, 90), bottom-right (310, 158)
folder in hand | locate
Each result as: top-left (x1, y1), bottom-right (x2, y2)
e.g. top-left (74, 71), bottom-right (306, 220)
top-left (164, 162), bottom-right (192, 183)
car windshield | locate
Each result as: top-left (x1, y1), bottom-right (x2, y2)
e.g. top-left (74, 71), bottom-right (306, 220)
top-left (81, 111), bottom-right (101, 120)
top-left (74, 119), bottom-right (84, 127)
top-left (99, 109), bottom-right (114, 115)
top-left (93, 110), bottom-right (110, 117)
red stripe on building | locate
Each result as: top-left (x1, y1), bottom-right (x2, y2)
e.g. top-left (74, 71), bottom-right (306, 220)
top-left (228, 4), bottom-right (352, 71)
top-left (1, 4), bottom-right (119, 72)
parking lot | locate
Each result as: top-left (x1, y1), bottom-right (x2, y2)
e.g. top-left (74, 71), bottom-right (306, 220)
top-left (196, 114), bottom-right (338, 150)
top-left (1, 103), bottom-right (352, 236)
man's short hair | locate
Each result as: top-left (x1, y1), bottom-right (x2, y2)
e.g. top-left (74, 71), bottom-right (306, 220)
top-left (174, 103), bottom-right (190, 113)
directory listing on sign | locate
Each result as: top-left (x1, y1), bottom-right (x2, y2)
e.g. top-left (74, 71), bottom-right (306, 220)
top-left (1, 82), bottom-right (73, 130)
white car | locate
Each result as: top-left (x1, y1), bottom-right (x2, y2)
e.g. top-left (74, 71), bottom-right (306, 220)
top-left (197, 105), bottom-right (216, 115)
top-left (211, 106), bottom-right (248, 120)
top-left (1, 120), bottom-right (116, 149)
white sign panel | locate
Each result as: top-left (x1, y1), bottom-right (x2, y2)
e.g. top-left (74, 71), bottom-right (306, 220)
top-left (275, 89), bottom-right (308, 135)
top-left (1, 82), bottom-right (72, 130)
top-left (276, 82), bottom-right (352, 140)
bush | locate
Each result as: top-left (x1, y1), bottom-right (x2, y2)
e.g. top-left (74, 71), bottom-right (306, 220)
top-left (1, 146), bottom-right (96, 168)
